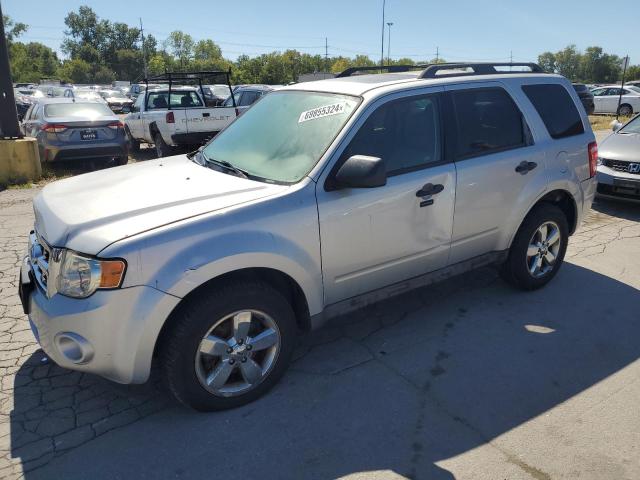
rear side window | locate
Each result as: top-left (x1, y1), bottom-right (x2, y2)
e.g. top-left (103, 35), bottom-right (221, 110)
top-left (522, 84), bottom-right (584, 139)
top-left (452, 88), bottom-right (527, 158)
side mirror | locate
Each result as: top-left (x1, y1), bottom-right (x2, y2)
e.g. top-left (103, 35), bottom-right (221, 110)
top-left (611, 120), bottom-right (623, 132)
top-left (331, 155), bottom-right (387, 190)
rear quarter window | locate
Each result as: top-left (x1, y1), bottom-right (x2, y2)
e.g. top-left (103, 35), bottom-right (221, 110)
top-left (522, 84), bottom-right (585, 139)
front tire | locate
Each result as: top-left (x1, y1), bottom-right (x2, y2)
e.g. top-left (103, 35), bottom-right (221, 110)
top-left (161, 281), bottom-right (297, 411)
top-left (501, 204), bottom-right (569, 290)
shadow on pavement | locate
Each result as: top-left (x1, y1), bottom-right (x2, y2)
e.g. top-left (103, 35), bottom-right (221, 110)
top-left (10, 262), bottom-right (640, 479)
top-left (592, 196), bottom-right (640, 222)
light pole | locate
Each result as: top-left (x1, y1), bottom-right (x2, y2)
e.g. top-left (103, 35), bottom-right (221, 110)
top-left (386, 22), bottom-right (393, 65)
top-left (380, 0), bottom-right (386, 66)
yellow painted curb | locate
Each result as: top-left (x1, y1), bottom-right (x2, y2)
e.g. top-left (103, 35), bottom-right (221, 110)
top-left (0, 137), bottom-right (42, 186)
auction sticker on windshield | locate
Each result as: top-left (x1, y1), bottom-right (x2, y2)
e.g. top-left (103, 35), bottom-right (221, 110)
top-left (298, 102), bottom-right (347, 123)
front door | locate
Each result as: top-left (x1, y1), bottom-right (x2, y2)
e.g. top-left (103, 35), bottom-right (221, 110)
top-left (316, 89), bottom-right (456, 305)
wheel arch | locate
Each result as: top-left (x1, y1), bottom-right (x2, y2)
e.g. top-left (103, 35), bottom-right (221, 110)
top-left (507, 188), bottom-right (578, 251)
top-left (153, 267), bottom-right (313, 360)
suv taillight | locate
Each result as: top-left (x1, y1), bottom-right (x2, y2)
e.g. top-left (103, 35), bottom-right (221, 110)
top-left (42, 123), bottom-right (67, 133)
top-left (166, 111), bottom-right (175, 124)
top-left (588, 141), bottom-right (598, 178)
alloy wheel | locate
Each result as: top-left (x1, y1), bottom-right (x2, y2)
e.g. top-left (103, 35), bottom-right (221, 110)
top-left (526, 221), bottom-right (561, 278)
top-left (194, 310), bottom-right (281, 397)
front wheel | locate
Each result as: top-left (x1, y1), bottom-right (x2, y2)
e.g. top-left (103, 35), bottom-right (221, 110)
top-left (500, 204), bottom-right (569, 290)
top-left (161, 281), bottom-right (297, 411)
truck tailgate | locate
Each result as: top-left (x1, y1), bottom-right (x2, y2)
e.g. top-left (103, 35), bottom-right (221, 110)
top-left (184, 107), bottom-right (236, 134)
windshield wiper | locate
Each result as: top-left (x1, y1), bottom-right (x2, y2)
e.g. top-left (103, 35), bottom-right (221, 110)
top-left (196, 149), bottom-right (250, 179)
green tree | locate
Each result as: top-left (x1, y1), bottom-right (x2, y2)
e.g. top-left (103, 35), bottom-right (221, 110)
top-left (9, 42), bottom-right (60, 83)
top-left (537, 52), bottom-right (556, 73)
top-left (57, 58), bottom-right (92, 84)
top-left (3, 15), bottom-right (28, 44)
top-left (164, 31), bottom-right (194, 69)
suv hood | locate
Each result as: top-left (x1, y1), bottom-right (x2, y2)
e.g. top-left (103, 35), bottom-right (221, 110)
top-left (33, 155), bottom-right (288, 254)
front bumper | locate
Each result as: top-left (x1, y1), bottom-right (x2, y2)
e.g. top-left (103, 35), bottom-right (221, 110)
top-left (20, 254), bottom-right (180, 384)
top-left (596, 165), bottom-right (640, 199)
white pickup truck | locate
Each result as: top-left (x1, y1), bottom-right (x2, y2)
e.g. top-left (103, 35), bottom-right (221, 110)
top-left (123, 85), bottom-right (237, 157)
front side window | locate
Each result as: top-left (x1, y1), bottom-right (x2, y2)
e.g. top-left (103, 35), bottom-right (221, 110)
top-left (452, 87), bottom-right (527, 158)
top-left (591, 88), bottom-right (606, 96)
top-left (619, 115), bottom-right (640, 134)
top-left (522, 84), bottom-right (584, 139)
top-left (341, 94), bottom-right (442, 174)
top-left (202, 91), bottom-right (359, 183)
top-left (238, 91), bottom-right (261, 107)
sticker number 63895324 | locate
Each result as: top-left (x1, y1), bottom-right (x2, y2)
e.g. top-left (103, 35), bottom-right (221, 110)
top-left (298, 102), bottom-right (347, 123)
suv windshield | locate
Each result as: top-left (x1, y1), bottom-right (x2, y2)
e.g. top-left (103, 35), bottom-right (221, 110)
top-left (619, 115), bottom-right (640, 134)
top-left (203, 91), bottom-right (359, 183)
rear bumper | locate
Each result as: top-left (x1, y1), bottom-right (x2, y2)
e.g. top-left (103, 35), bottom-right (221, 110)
top-left (170, 131), bottom-right (218, 146)
top-left (42, 142), bottom-right (128, 162)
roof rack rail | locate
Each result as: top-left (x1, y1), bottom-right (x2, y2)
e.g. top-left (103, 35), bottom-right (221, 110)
top-left (336, 62), bottom-right (546, 80)
top-left (336, 64), bottom-right (428, 78)
top-left (418, 62), bottom-right (544, 79)
top-left (142, 70), bottom-right (237, 110)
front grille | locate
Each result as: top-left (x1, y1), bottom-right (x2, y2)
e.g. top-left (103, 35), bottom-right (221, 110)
top-left (29, 231), bottom-right (52, 293)
top-left (603, 158), bottom-right (640, 175)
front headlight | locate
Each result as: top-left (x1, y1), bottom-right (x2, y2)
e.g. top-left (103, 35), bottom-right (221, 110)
top-left (57, 250), bottom-right (126, 298)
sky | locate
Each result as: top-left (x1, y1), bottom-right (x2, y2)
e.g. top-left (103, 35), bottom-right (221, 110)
top-left (3, 0), bottom-right (638, 65)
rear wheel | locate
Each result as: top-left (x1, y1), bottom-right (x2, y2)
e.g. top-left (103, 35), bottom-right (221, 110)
top-left (115, 156), bottom-right (128, 166)
top-left (501, 204), bottom-right (569, 290)
top-left (154, 132), bottom-right (171, 158)
top-left (618, 104), bottom-right (633, 117)
top-left (161, 281), bottom-right (297, 411)
top-left (125, 127), bottom-right (140, 152)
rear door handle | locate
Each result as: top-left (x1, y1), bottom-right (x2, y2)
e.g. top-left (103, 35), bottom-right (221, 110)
top-left (416, 183), bottom-right (444, 197)
top-left (515, 161), bottom-right (537, 174)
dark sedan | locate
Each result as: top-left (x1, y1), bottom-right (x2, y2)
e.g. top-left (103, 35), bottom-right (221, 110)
top-left (21, 99), bottom-right (128, 165)
top-left (572, 83), bottom-right (595, 115)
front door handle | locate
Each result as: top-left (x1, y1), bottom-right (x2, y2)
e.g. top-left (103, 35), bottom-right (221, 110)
top-left (515, 161), bottom-right (537, 174)
top-left (416, 183), bottom-right (444, 197)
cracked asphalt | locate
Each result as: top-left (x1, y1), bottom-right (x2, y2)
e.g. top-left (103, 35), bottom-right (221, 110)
top-left (1, 184), bottom-right (639, 480)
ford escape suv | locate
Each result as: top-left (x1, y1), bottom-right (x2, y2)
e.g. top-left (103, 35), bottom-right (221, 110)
top-left (19, 63), bottom-right (597, 411)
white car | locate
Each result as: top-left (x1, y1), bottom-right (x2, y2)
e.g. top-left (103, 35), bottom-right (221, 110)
top-left (124, 86), bottom-right (237, 157)
top-left (591, 85), bottom-right (640, 116)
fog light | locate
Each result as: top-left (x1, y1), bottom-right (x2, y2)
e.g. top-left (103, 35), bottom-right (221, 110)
top-left (54, 332), bottom-right (94, 364)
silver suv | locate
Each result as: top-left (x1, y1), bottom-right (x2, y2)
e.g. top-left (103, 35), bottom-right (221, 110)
top-left (19, 63), bottom-right (597, 410)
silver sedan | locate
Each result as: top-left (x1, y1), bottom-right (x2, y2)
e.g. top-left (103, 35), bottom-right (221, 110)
top-left (596, 114), bottom-right (640, 200)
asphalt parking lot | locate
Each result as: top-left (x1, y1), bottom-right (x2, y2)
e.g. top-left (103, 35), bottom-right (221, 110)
top-left (1, 136), bottom-right (639, 479)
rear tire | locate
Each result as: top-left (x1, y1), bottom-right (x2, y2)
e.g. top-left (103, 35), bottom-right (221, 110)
top-left (160, 280), bottom-right (297, 411)
top-left (154, 132), bottom-right (171, 158)
top-left (500, 204), bottom-right (569, 290)
top-left (618, 104), bottom-right (633, 117)
top-left (125, 127), bottom-right (140, 152)
top-left (115, 156), bottom-right (128, 166)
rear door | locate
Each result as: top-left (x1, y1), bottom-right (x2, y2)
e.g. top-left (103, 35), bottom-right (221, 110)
top-left (445, 82), bottom-right (547, 264)
top-left (317, 88), bottom-right (456, 304)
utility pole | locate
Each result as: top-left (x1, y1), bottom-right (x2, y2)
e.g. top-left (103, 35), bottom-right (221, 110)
top-left (617, 55), bottom-right (630, 120)
top-left (325, 37), bottom-right (328, 72)
top-left (0, 2), bottom-right (21, 138)
top-left (386, 22), bottom-right (393, 65)
top-left (435, 46), bottom-right (439, 63)
top-left (380, 0), bottom-right (386, 66)
top-left (139, 17), bottom-right (148, 79)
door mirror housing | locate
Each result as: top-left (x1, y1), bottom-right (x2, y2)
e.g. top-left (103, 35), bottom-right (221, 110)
top-left (611, 120), bottom-right (623, 132)
top-left (330, 155), bottom-right (387, 190)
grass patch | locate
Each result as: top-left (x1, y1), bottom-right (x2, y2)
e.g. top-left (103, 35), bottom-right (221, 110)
top-left (589, 114), bottom-right (632, 131)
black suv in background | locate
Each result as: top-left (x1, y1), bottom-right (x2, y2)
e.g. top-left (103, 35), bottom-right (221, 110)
top-left (573, 83), bottom-right (595, 114)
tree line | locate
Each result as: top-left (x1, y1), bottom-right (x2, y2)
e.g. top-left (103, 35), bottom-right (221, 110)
top-left (5, 6), bottom-right (640, 86)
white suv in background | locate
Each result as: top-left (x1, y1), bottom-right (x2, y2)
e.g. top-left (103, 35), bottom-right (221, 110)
top-left (20, 63), bottom-right (597, 411)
